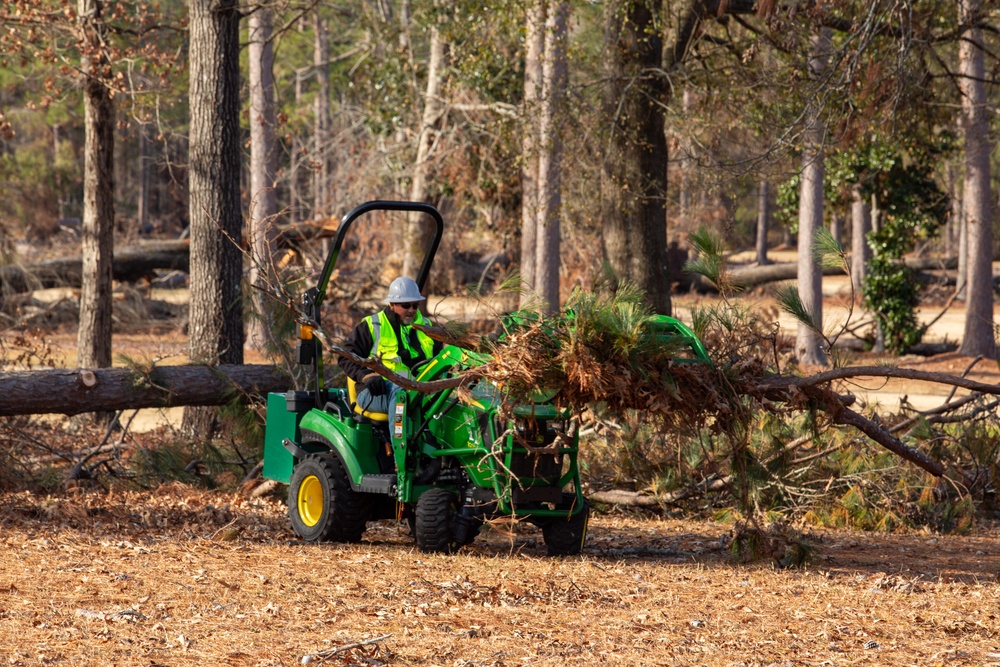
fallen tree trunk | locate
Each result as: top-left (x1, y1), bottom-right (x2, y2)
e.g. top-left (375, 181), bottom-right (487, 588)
top-left (590, 478), bottom-right (728, 508)
top-left (0, 364), bottom-right (290, 417)
top-left (690, 256), bottom-right (960, 292)
top-left (0, 241), bottom-right (190, 294)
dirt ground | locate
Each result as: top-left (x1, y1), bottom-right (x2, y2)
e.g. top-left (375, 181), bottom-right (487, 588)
top-left (0, 485), bottom-right (997, 667)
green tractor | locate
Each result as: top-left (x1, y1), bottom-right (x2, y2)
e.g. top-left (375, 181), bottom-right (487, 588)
top-left (262, 201), bottom-right (710, 555)
top-left (262, 201), bottom-right (589, 554)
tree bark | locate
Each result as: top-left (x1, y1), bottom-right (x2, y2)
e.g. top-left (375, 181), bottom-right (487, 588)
top-left (678, 89), bottom-right (693, 229)
top-left (519, 0), bottom-right (545, 306)
top-left (755, 180), bottom-right (770, 265)
top-left (795, 29), bottom-right (830, 366)
top-left (137, 123), bottom-right (151, 233)
top-left (402, 23), bottom-right (446, 279)
top-left (248, 4), bottom-right (279, 351)
top-left (76, 0), bottom-right (115, 371)
top-left (312, 10), bottom-right (331, 218)
top-left (957, 0), bottom-right (995, 357)
top-left (0, 365), bottom-right (288, 417)
top-left (601, 0), bottom-right (670, 315)
top-left (849, 185), bottom-right (870, 298)
top-left (185, 0), bottom-right (245, 434)
top-left (534, 0), bottom-right (569, 315)
top-left (829, 213), bottom-right (842, 249)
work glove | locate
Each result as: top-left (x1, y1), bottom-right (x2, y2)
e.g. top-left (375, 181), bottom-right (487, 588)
top-left (362, 374), bottom-right (387, 397)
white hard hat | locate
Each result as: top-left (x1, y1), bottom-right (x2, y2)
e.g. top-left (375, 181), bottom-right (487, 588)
top-left (385, 276), bottom-right (425, 303)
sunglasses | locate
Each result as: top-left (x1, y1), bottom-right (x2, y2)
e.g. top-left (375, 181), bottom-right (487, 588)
top-left (393, 303), bottom-right (419, 311)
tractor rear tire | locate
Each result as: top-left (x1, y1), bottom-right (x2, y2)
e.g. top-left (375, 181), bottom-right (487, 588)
top-left (414, 488), bottom-right (457, 554)
top-left (288, 453), bottom-right (370, 543)
top-left (541, 496), bottom-right (589, 556)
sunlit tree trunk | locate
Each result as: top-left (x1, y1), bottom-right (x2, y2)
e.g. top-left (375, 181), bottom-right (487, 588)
top-left (829, 214), bottom-right (842, 249)
top-left (534, 0), bottom-right (568, 315)
top-left (957, 192), bottom-right (967, 299)
top-left (850, 185), bottom-right (870, 299)
top-left (76, 0), bottom-right (114, 372)
top-left (313, 11), bottom-right (330, 218)
top-left (795, 29), bottom-right (830, 366)
top-left (402, 23), bottom-right (446, 279)
top-left (756, 180), bottom-right (770, 265)
top-left (248, 4), bottom-right (278, 351)
top-left (183, 0), bottom-right (244, 435)
top-left (957, 0), bottom-right (994, 356)
top-left (519, 0), bottom-right (545, 306)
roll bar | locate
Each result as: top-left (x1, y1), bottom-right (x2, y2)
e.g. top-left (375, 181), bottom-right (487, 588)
top-left (313, 200), bottom-right (444, 310)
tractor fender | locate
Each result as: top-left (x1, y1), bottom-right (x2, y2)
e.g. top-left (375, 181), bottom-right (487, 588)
top-left (298, 409), bottom-right (382, 487)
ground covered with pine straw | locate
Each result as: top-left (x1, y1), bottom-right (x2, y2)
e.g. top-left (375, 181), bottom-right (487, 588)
top-left (0, 485), bottom-right (997, 667)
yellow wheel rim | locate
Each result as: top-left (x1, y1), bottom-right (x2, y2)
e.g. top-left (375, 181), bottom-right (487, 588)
top-left (298, 475), bottom-right (325, 527)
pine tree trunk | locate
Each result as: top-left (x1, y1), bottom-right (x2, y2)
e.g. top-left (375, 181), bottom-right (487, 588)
top-left (600, 0), bottom-right (671, 315)
top-left (313, 11), bottom-right (331, 218)
top-left (184, 0), bottom-right (245, 435)
top-left (534, 0), bottom-right (569, 315)
top-left (291, 61), bottom-right (305, 222)
top-left (248, 4), bottom-right (279, 351)
top-left (795, 29), bottom-right (830, 367)
top-left (678, 89), bottom-right (693, 229)
top-left (402, 24), bottom-right (446, 279)
top-left (137, 124), bottom-right (150, 233)
top-left (957, 0), bottom-right (995, 357)
top-left (756, 180), bottom-right (770, 265)
top-left (943, 161), bottom-right (957, 258)
top-left (519, 0), bottom-right (545, 306)
top-left (76, 0), bottom-right (114, 372)
top-left (850, 185), bottom-right (871, 298)
top-left (829, 214), bottom-right (842, 249)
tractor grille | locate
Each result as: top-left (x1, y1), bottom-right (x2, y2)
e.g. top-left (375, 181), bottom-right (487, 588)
top-left (510, 451), bottom-right (562, 482)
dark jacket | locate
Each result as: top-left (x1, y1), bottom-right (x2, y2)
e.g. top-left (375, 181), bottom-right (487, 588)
top-left (337, 306), bottom-right (443, 384)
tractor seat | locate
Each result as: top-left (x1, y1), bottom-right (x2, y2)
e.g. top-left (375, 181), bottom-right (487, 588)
top-left (346, 377), bottom-right (389, 422)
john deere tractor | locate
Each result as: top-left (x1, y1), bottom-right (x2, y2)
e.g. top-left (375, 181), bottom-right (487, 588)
top-left (262, 201), bottom-right (709, 555)
top-left (262, 201), bottom-right (589, 554)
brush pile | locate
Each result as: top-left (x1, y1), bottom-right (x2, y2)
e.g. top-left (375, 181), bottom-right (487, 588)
top-left (471, 284), bottom-right (768, 437)
top-left (415, 283), bottom-right (946, 479)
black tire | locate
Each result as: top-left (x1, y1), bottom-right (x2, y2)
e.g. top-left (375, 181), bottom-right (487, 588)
top-left (288, 453), bottom-right (370, 543)
top-left (414, 488), bottom-right (457, 553)
top-left (542, 496), bottom-right (590, 556)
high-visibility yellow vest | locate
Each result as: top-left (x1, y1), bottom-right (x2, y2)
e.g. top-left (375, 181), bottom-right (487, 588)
top-left (365, 309), bottom-right (435, 378)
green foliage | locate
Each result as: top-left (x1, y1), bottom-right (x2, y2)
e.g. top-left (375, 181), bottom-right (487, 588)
top-left (812, 226), bottom-right (846, 270)
top-left (860, 152), bottom-right (948, 353)
top-left (774, 174), bottom-right (800, 234)
top-left (774, 284), bottom-right (817, 332)
top-left (684, 228), bottom-right (728, 290)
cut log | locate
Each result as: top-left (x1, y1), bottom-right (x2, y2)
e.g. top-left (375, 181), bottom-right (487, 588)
top-left (0, 241), bottom-right (190, 294)
top-left (0, 364), bottom-right (289, 417)
top-left (690, 256), bottom-right (960, 293)
top-left (589, 478), bottom-right (729, 508)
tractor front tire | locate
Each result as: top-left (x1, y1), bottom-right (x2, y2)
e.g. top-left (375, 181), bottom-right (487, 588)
top-left (288, 453), bottom-right (369, 543)
top-left (414, 488), bottom-right (457, 554)
top-left (541, 496), bottom-right (590, 556)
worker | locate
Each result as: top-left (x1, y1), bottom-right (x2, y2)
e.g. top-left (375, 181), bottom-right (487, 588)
top-left (338, 276), bottom-right (442, 415)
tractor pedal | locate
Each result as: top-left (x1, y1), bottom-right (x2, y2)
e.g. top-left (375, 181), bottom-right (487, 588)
top-left (359, 474), bottom-right (397, 495)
